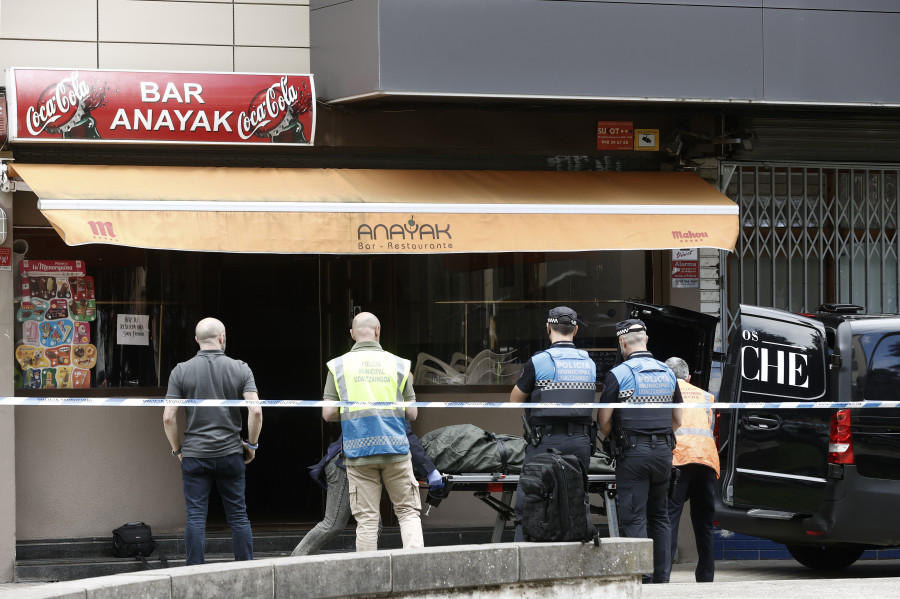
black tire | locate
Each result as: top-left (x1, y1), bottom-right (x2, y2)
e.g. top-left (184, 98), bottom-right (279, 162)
top-left (786, 544), bottom-right (865, 570)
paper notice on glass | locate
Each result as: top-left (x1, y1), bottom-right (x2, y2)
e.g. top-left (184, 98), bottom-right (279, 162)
top-left (117, 314), bottom-right (150, 346)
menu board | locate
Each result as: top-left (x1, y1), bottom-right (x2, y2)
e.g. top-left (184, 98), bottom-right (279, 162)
top-left (16, 260), bottom-right (97, 389)
top-left (586, 348), bottom-right (620, 379)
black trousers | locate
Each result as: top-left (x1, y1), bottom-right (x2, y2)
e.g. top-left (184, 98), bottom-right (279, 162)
top-left (513, 431), bottom-right (591, 542)
top-left (666, 463), bottom-right (717, 582)
top-left (615, 439), bottom-right (673, 583)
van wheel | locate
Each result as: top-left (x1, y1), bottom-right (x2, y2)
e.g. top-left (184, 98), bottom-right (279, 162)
top-left (786, 545), bottom-right (865, 570)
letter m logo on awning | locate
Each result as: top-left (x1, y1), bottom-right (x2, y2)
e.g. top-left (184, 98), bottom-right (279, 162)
top-left (88, 220), bottom-right (117, 239)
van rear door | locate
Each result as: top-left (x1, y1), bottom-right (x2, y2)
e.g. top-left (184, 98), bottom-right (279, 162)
top-left (624, 301), bottom-right (718, 389)
top-left (720, 305), bottom-right (831, 514)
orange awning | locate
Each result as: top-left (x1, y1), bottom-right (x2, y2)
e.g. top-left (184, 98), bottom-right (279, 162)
top-left (11, 164), bottom-right (738, 254)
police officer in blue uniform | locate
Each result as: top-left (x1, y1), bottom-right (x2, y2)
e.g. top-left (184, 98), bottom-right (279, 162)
top-left (510, 306), bottom-right (597, 541)
top-left (598, 318), bottom-right (682, 584)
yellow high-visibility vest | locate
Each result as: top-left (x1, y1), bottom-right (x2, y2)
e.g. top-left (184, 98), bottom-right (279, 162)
top-left (327, 350), bottom-right (411, 459)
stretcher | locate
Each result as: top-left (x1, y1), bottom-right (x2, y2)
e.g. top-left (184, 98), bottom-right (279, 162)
top-left (423, 473), bottom-right (618, 543)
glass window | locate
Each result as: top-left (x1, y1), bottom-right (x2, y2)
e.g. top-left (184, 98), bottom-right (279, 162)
top-left (389, 251), bottom-right (647, 386)
top-left (864, 333), bottom-right (900, 401)
top-left (13, 241), bottom-right (648, 391)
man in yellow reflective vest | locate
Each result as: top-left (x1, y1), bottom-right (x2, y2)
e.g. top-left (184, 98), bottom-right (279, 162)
top-left (663, 357), bottom-right (720, 583)
top-left (321, 312), bottom-right (424, 552)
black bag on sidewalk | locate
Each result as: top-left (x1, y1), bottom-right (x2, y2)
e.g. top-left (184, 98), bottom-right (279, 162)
top-left (519, 448), bottom-right (600, 545)
top-left (111, 522), bottom-right (168, 569)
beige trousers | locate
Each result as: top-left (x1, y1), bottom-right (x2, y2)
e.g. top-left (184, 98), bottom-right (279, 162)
top-left (345, 456), bottom-right (424, 552)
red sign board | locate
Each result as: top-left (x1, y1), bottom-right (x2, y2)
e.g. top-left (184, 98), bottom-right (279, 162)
top-left (672, 260), bottom-right (699, 279)
top-left (0, 92), bottom-right (7, 146)
top-left (6, 68), bottom-right (315, 146)
top-left (0, 248), bottom-right (10, 270)
top-left (596, 121), bottom-right (634, 150)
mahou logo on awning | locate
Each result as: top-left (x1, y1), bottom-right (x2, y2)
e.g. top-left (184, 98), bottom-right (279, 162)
top-left (8, 68), bottom-right (316, 146)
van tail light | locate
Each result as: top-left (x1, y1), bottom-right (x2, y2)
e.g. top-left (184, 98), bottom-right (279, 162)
top-left (828, 409), bottom-right (854, 464)
top-left (714, 411), bottom-right (722, 450)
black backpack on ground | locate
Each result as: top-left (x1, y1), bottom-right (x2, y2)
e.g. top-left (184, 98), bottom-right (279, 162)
top-left (111, 522), bottom-right (168, 569)
top-left (518, 448), bottom-right (600, 545)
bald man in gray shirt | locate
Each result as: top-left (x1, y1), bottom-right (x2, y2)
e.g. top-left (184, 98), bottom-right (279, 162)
top-left (164, 317), bottom-right (263, 565)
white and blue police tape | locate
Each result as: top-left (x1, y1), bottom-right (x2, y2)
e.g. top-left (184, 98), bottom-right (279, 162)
top-left (0, 397), bottom-right (898, 409)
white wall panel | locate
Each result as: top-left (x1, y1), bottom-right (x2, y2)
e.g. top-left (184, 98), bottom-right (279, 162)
top-left (99, 0), bottom-right (233, 45)
top-left (234, 46), bottom-right (310, 73)
top-left (98, 42), bottom-right (234, 71)
top-left (0, 0), bottom-right (97, 42)
top-left (240, 0), bottom-right (308, 5)
top-left (0, 40), bottom-right (97, 73)
top-left (234, 3), bottom-right (309, 47)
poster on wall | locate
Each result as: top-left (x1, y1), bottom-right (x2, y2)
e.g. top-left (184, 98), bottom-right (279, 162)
top-left (15, 260), bottom-right (97, 390)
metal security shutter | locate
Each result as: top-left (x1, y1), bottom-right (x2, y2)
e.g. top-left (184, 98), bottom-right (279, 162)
top-left (731, 114), bottom-right (900, 163)
top-left (719, 161), bottom-right (900, 345)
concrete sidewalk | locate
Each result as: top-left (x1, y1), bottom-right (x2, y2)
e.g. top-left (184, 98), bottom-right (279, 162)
top-left (644, 559), bottom-right (900, 598)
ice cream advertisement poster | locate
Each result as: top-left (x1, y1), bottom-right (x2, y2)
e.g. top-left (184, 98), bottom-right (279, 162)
top-left (16, 259), bottom-right (97, 390)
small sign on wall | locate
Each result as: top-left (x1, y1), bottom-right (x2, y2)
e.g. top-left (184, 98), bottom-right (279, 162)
top-left (634, 129), bottom-right (659, 151)
top-left (597, 121), bottom-right (634, 150)
top-left (117, 314), bottom-right (150, 346)
top-left (672, 248), bottom-right (699, 288)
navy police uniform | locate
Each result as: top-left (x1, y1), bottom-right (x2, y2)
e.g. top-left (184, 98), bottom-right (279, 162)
top-left (513, 306), bottom-right (597, 541)
top-left (601, 318), bottom-right (682, 583)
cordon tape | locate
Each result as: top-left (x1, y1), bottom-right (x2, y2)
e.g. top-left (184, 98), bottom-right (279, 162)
top-left (0, 397), bottom-right (898, 409)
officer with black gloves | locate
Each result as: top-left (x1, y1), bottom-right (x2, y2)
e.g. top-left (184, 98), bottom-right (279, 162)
top-left (598, 318), bottom-right (682, 584)
top-left (510, 306), bottom-right (598, 541)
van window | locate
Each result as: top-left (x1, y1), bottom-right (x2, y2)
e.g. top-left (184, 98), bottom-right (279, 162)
top-left (863, 333), bottom-right (900, 401)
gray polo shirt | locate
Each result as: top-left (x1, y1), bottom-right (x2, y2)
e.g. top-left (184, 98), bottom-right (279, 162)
top-left (166, 349), bottom-right (258, 458)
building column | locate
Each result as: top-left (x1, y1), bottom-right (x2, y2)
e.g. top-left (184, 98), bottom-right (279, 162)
top-left (0, 186), bottom-right (16, 581)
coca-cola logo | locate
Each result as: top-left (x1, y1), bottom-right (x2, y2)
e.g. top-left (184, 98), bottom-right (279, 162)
top-left (237, 76), bottom-right (310, 140)
top-left (25, 71), bottom-right (106, 136)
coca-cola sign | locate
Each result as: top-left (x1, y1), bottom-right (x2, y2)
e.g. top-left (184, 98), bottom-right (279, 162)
top-left (6, 68), bottom-right (315, 145)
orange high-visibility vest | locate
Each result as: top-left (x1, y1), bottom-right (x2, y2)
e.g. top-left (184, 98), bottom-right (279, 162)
top-left (672, 379), bottom-right (720, 477)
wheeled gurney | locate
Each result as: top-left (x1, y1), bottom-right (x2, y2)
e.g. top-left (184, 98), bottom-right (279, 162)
top-left (422, 473), bottom-right (618, 542)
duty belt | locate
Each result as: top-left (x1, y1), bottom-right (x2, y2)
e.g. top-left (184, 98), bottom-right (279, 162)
top-left (623, 431), bottom-right (674, 447)
top-left (536, 422), bottom-right (592, 436)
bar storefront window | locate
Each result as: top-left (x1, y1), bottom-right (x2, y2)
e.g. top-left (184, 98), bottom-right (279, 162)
top-left (391, 251), bottom-right (648, 388)
top-left (12, 240), bottom-right (649, 394)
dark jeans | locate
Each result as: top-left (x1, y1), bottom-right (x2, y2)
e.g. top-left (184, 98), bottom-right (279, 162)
top-left (616, 440), bottom-right (673, 583)
top-left (666, 463), bottom-right (717, 582)
top-left (514, 431), bottom-right (591, 542)
top-left (181, 453), bottom-right (253, 565)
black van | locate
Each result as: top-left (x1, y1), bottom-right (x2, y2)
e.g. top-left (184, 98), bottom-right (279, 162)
top-left (715, 304), bottom-right (900, 569)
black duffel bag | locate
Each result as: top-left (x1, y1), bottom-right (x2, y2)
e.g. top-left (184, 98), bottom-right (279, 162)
top-left (111, 522), bottom-right (168, 569)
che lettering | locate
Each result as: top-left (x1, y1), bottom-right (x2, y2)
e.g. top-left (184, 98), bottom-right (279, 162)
top-left (741, 346), bottom-right (809, 388)
top-left (140, 82), bottom-right (205, 104)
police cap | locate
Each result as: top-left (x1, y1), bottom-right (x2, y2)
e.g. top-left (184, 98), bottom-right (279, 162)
top-left (547, 306), bottom-right (578, 325)
top-left (615, 318), bottom-right (647, 337)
